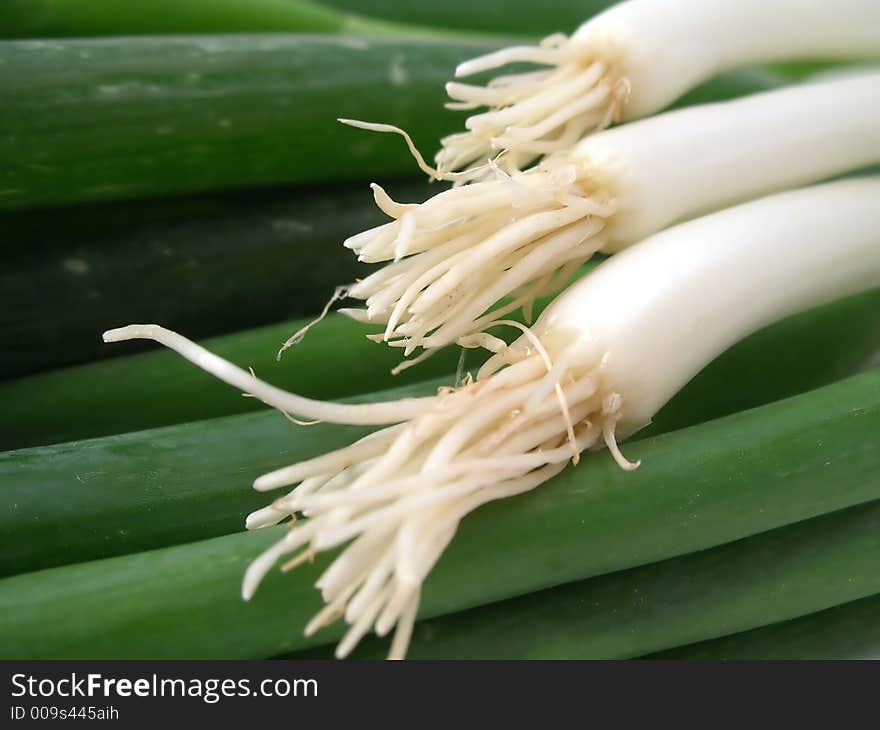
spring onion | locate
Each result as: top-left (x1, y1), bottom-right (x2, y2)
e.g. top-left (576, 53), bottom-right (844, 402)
top-left (437, 0), bottom-right (880, 175)
top-left (342, 73), bottom-right (880, 355)
top-left (104, 178), bottom-right (880, 658)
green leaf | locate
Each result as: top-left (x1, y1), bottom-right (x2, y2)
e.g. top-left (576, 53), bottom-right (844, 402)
top-left (320, 0), bottom-right (616, 36)
top-left (647, 592), bottom-right (880, 660)
top-left (0, 0), bottom-right (349, 37)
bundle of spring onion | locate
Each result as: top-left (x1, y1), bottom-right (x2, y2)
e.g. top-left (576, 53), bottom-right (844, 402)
top-left (436, 0), bottom-right (880, 176)
top-left (73, 0), bottom-right (878, 662)
top-left (105, 177), bottom-right (880, 658)
top-left (340, 73), bottom-right (880, 357)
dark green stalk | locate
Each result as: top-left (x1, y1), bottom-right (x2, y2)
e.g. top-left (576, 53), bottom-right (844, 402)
top-left (0, 33), bottom-right (790, 212)
top-left (3, 286), bottom-right (877, 451)
top-left (647, 593), bottom-right (880, 660)
top-left (320, 0), bottom-right (615, 36)
top-left (0, 178), bottom-right (432, 379)
top-left (0, 0), bottom-right (376, 38)
top-left (0, 377), bottom-right (445, 577)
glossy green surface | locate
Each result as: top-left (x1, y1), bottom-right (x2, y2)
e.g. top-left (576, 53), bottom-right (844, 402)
top-left (0, 0), bottom-right (348, 37)
top-left (0, 34), bottom-right (498, 209)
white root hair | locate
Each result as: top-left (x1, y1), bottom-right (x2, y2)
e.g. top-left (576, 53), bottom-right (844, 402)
top-left (324, 73), bottom-right (880, 365)
top-left (101, 324), bottom-right (642, 660)
top-left (101, 324), bottom-right (433, 425)
top-left (241, 327), bottom-right (639, 660)
top-left (438, 31), bottom-right (628, 180)
top-left (342, 153), bottom-right (616, 359)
